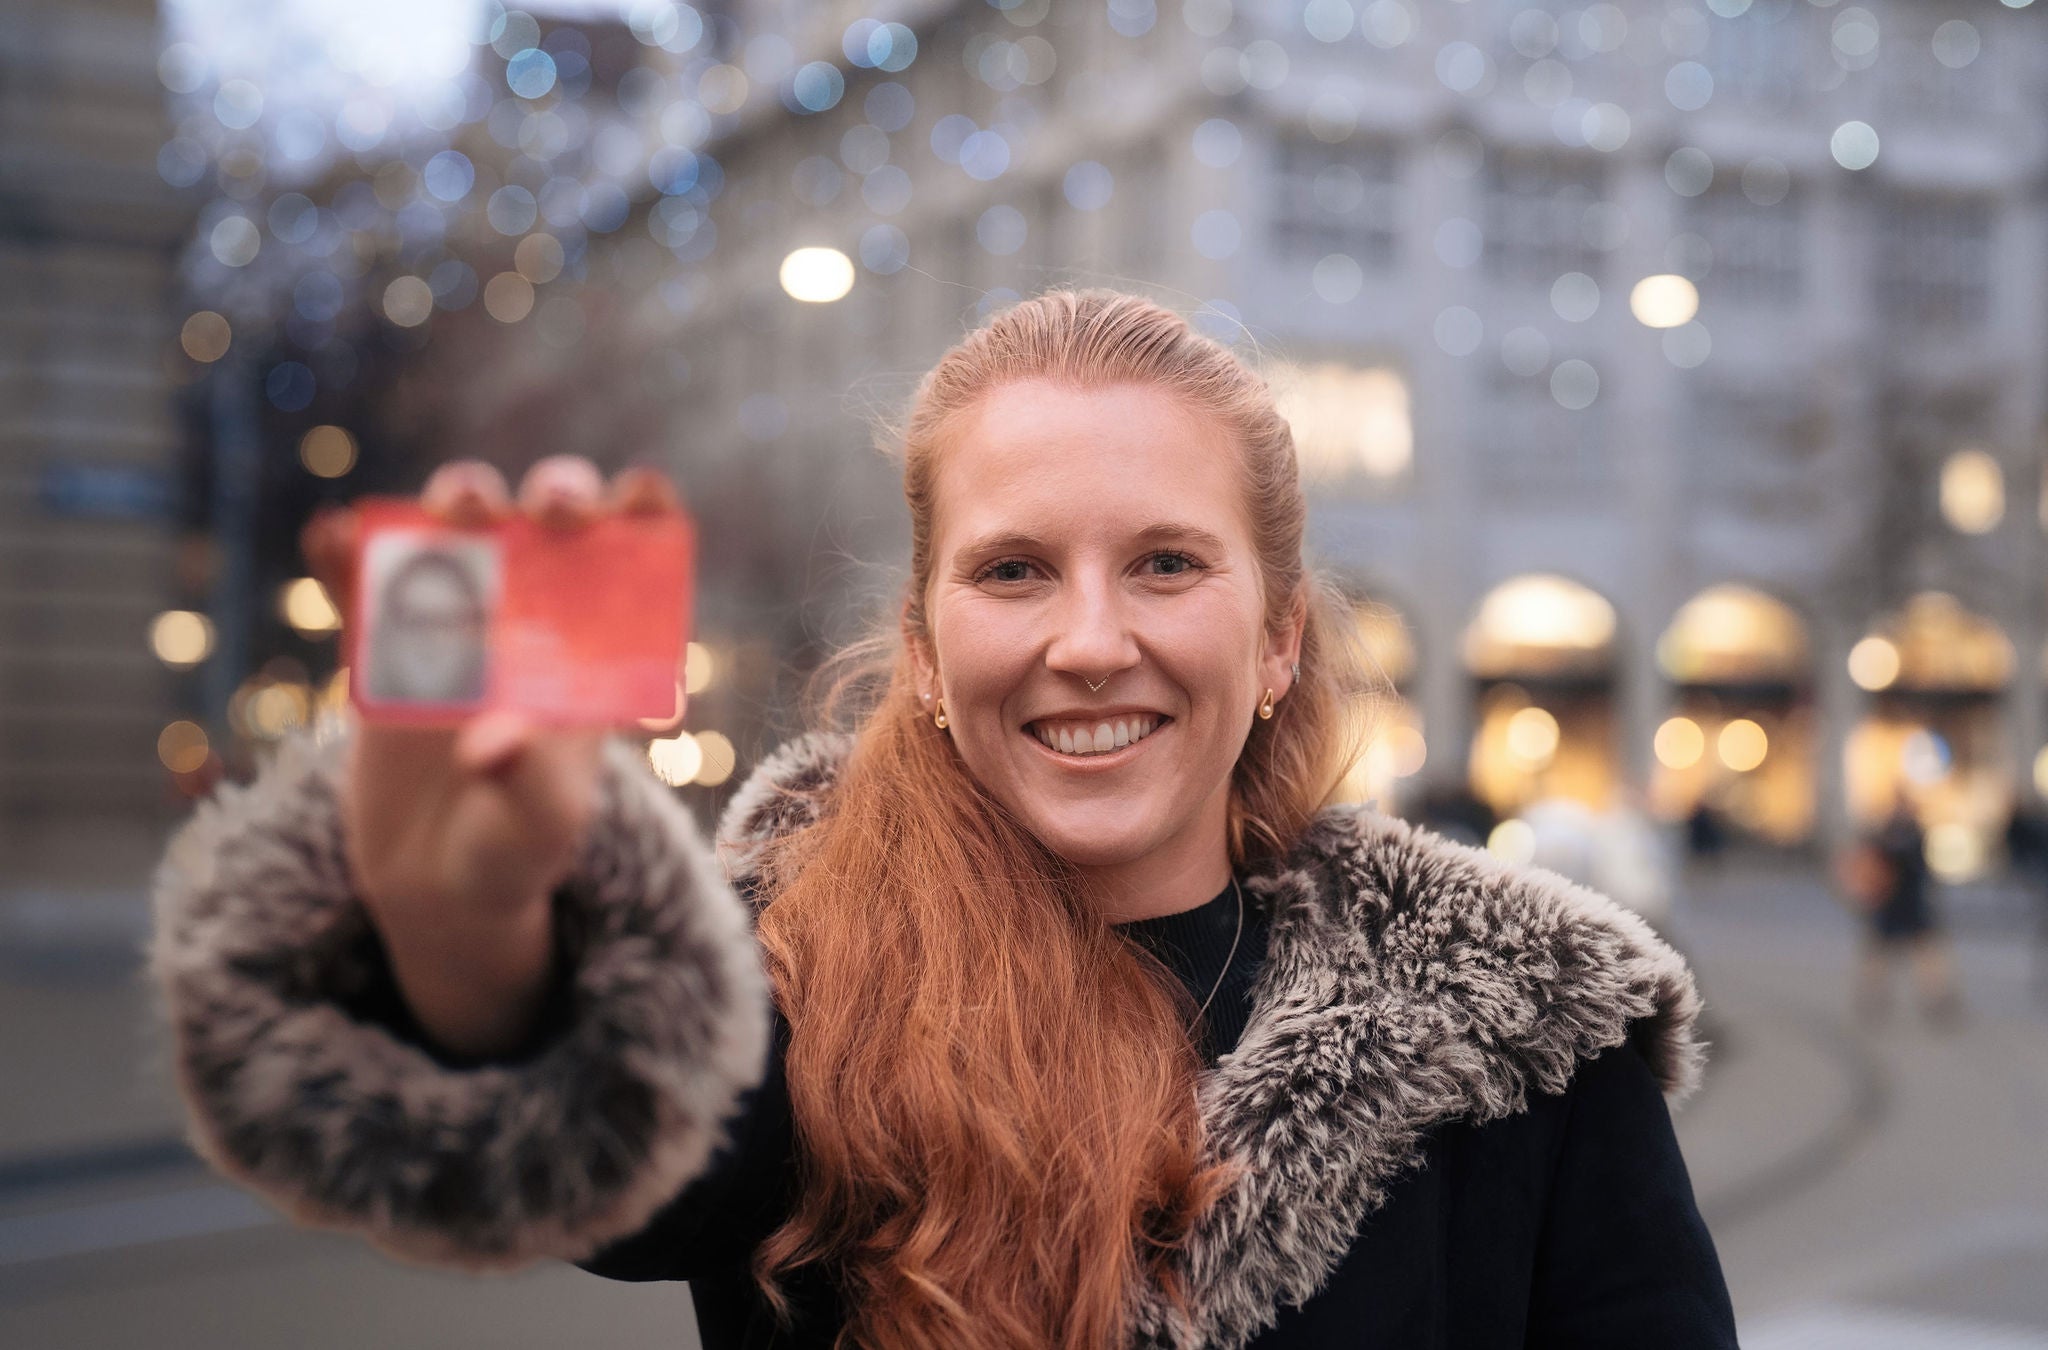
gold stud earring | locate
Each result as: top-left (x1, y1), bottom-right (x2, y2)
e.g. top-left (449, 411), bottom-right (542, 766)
top-left (933, 697), bottom-right (948, 730)
top-left (1257, 688), bottom-right (1275, 720)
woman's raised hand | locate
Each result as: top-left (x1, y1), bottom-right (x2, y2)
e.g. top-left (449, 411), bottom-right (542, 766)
top-left (300, 454), bottom-right (683, 1056)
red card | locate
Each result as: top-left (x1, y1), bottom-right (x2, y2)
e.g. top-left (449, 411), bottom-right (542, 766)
top-left (344, 497), bottom-right (694, 727)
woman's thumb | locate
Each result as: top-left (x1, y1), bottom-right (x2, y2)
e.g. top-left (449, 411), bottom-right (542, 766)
top-left (455, 710), bottom-right (537, 776)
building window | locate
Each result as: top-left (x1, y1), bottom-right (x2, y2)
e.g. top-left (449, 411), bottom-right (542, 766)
top-left (1476, 360), bottom-right (1608, 495)
top-left (1480, 147), bottom-right (1605, 283)
top-left (1268, 358), bottom-right (1412, 494)
top-left (1704, 0), bottom-right (1810, 113)
top-left (1681, 383), bottom-right (1823, 521)
top-left (1266, 131), bottom-right (1400, 269)
top-left (1873, 194), bottom-right (1993, 328)
top-left (1682, 186), bottom-right (1803, 305)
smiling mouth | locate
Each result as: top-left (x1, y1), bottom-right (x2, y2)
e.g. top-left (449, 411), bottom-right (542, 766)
top-left (1024, 715), bottom-right (1168, 757)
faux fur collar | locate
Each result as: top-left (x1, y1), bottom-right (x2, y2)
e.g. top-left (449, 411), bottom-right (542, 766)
top-left (715, 732), bottom-right (1707, 1350)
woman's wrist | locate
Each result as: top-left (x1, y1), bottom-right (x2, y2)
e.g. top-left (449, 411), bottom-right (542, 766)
top-left (379, 891), bottom-right (561, 1059)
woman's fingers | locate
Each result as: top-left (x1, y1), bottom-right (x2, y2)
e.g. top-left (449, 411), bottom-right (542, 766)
top-left (610, 463), bottom-right (680, 516)
top-left (423, 460), bottom-right (514, 527)
top-left (520, 454), bottom-right (605, 530)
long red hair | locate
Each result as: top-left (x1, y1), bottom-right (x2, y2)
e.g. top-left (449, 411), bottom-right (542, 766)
top-left (747, 288), bottom-right (1372, 1347)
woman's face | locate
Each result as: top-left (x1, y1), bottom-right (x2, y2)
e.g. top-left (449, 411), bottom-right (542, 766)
top-left (917, 378), bottom-right (1301, 895)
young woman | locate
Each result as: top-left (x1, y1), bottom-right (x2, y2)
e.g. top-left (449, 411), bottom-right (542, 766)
top-left (152, 288), bottom-right (1738, 1349)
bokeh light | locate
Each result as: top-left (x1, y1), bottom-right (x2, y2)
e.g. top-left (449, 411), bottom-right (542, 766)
top-left (1848, 636), bottom-right (1902, 692)
top-left (1940, 448), bottom-right (2004, 534)
top-left (648, 731), bottom-right (704, 786)
top-left (299, 425), bottom-right (357, 478)
top-left (157, 720), bottom-right (211, 774)
top-left (1717, 719), bottom-right (1769, 773)
top-left (150, 610), bottom-right (215, 668)
top-left (1630, 275), bottom-right (1700, 329)
top-left (179, 311), bottom-right (231, 363)
top-left (279, 577), bottom-right (341, 636)
top-left (779, 246), bottom-right (855, 303)
top-left (1655, 717), bottom-right (1706, 771)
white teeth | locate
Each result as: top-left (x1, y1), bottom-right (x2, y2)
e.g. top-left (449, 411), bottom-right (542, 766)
top-left (1030, 716), bottom-right (1165, 756)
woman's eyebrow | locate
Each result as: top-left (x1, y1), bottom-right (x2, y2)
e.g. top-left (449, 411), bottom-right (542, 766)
top-left (956, 523), bottom-right (1231, 558)
top-left (1131, 521), bottom-right (1229, 553)
top-left (956, 530), bottom-right (1042, 559)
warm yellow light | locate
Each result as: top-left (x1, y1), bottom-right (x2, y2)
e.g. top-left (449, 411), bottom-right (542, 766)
top-left (648, 732), bottom-right (704, 786)
top-left (2035, 745), bottom-right (2048, 798)
top-left (1654, 716), bottom-right (1705, 770)
top-left (322, 667), bottom-right (350, 710)
top-left (1925, 822), bottom-right (1985, 883)
top-left (695, 730), bottom-right (737, 786)
top-left (180, 310), bottom-right (232, 363)
top-left (1940, 448), bottom-right (2004, 534)
top-left (1656, 584), bottom-right (1810, 685)
top-left (280, 577), bottom-right (342, 635)
top-left (1716, 718), bottom-right (1769, 772)
top-left (1629, 274), bottom-right (1700, 329)
top-left (150, 610), bottom-right (215, 667)
top-left (158, 720), bottom-right (211, 773)
top-left (247, 682), bottom-right (310, 737)
top-left (514, 233), bottom-right (564, 283)
top-left (1383, 724), bottom-right (1427, 778)
top-left (1468, 575), bottom-right (1617, 660)
top-left (1505, 706), bottom-right (1561, 764)
top-left (1487, 818), bottom-right (1536, 864)
top-left (684, 641), bottom-right (716, 695)
top-left (484, 272), bottom-right (536, 322)
top-left (1272, 362), bottom-right (1414, 483)
top-left (1848, 636), bottom-right (1901, 691)
top-left (779, 247), bottom-right (856, 303)
top-left (300, 425), bottom-right (358, 478)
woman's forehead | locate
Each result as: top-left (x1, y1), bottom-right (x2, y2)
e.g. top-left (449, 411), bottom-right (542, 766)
top-left (930, 381), bottom-right (1249, 546)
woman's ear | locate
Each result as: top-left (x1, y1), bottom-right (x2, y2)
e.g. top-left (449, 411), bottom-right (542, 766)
top-left (1262, 588), bottom-right (1309, 698)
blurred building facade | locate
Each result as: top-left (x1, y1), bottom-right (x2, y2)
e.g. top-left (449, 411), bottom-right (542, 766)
top-left (654, 0), bottom-right (2046, 873)
top-left (1, 0), bottom-right (192, 913)
top-left (137, 0), bottom-right (2048, 883)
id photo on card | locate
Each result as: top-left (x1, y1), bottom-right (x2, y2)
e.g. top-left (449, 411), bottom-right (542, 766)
top-left (359, 528), bottom-right (500, 709)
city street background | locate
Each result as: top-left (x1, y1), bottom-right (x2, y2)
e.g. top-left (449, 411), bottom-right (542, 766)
top-left (6, 0), bottom-right (2048, 1344)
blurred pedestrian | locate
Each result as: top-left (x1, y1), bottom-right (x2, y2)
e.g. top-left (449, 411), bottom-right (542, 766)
top-left (2004, 796), bottom-right (2048, 1006)
top-left (1836, 804), bottom-right (1963, 1029)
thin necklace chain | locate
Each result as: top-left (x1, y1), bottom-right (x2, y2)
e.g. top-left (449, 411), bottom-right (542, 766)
top-left (1193, 876), bottom-right (1246, 1028)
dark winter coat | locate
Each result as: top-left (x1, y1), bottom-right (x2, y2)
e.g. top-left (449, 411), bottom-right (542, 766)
top-left (149, 723), bottom-right (1737, 1349)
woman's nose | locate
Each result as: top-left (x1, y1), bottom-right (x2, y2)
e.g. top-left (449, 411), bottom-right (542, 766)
top-left (1043, 580), bottom-right (1139, 675)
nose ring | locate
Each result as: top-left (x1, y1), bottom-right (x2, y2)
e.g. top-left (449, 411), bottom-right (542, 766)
top-left (1085, 676), bottom-right (1108, 693)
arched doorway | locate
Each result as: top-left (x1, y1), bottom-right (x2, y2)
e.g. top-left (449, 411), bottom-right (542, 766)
top-left (1843, 592), bottom-right (2015, 881)
top-left (1462, 574), bottom-right (1618, 815)
top-left (1652, 585), bottom-right (1816, 846)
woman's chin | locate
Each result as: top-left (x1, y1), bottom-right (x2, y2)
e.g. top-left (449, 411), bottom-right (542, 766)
top-left (1017, 806), bottom-right (1167, 872)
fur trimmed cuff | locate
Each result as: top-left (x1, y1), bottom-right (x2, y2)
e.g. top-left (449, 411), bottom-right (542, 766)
top-left (148, 722), bottom-right (772, 1270)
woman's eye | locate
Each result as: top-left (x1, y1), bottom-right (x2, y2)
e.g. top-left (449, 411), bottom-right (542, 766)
top-left (1146, 551), bottom-right (1200, 576)
top-left (980, 559), bottom-right (1034, 583)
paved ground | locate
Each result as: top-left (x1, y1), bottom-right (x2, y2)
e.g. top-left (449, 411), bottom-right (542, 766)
top-left (0, 858), bottom-right (2044, 1348)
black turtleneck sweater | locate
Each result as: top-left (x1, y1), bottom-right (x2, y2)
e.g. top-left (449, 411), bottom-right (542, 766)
top-left (1115, 874), bottom-right (1271, 1066)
